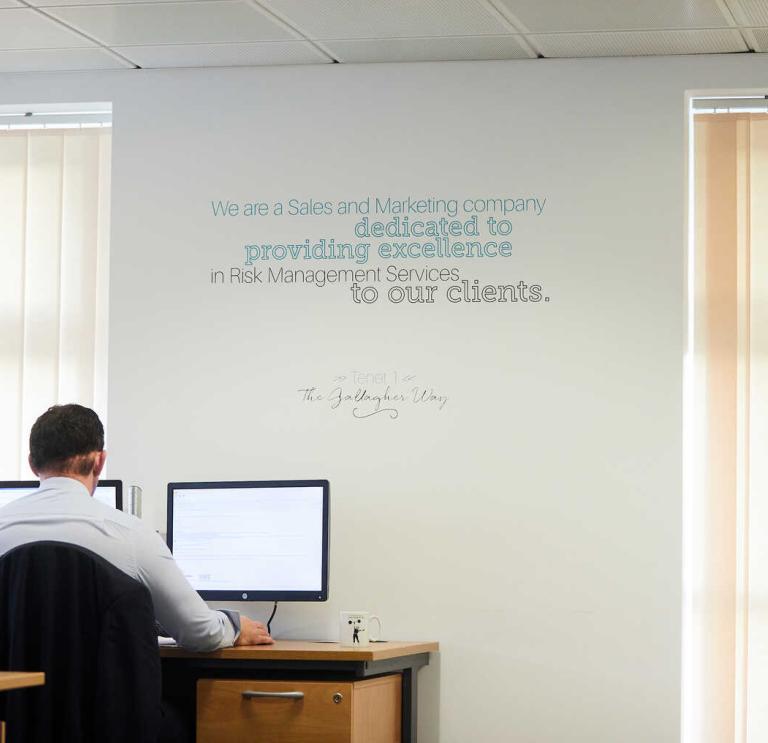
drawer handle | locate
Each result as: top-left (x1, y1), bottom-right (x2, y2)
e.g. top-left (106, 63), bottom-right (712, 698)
top-left (241, 691), bottom-right (305, 700)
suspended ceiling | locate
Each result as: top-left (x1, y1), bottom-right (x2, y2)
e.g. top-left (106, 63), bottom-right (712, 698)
top-left (0, 0), bottom-right (766, 73)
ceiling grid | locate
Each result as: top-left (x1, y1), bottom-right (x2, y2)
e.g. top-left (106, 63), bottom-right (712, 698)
top-left (0, 0), bottom-right (764, 73)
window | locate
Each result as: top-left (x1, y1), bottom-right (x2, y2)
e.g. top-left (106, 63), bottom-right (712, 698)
top-left (0, 104), bottom-right (112, 477)
top-left (684, 95), bottom-right (768, 743)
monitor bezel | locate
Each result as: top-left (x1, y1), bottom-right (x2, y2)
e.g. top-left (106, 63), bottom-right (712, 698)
top-left (0, 479), bottom-right (123, 510)
top-left (166, 479), bottom-right (330, 602)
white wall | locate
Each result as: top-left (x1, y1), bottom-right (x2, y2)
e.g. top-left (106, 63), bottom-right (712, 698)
top-left (2, 54), bottom-right (767, 743)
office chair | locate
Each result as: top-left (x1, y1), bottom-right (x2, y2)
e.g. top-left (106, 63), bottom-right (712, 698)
top-left (0, 541), bottom-right (162, 743)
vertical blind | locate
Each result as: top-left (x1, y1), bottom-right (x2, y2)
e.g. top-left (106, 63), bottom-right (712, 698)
top-left (0, 129), bottom-right (111, 478)
top-left (689, 113), bottom-right (768, 743)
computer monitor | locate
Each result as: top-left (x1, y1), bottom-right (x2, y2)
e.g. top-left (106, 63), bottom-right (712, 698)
top-left (167, 480), bottom-right (329, 602)
top-left (0, 480), bottom-right (123, 510)
top-left (93, 481), bottom-right (123, 510)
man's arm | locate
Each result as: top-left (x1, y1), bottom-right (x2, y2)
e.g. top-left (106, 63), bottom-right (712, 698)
top-left (132, 527), bottom-right (272, 651)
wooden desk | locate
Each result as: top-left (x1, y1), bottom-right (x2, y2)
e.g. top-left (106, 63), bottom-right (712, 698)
top-left (0, 674), bottom-right (44, 693)
top-left (0, 672), bottom-right (45, 743)
top-left (160, 641), bottom-right (437, 743)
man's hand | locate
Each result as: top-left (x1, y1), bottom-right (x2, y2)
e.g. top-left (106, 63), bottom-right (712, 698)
top-left (234, 616), bottom-right (274, 646)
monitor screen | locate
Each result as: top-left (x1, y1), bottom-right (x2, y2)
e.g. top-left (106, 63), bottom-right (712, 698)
top-left (0, 480), bottom-right (123, 510)
top-left (167, 480), bottom-right (329, 602)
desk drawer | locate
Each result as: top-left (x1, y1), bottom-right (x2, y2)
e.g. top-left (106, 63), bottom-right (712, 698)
top-left (197, 676), bottom-right (401, 743)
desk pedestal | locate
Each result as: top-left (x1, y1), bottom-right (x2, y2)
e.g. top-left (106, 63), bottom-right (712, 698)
top-left (160, 641), bottom-right (437, 743)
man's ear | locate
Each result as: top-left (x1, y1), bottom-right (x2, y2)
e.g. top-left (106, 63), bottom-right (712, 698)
top-left (94, 450), bottom-right (107, 478)
top-left (28, 454), bottom-right (39, 477)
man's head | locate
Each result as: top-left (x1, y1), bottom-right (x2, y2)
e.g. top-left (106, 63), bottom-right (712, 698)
top-left (29, 404), bottom-right (106, 483)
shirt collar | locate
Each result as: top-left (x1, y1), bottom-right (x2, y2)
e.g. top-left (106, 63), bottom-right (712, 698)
top-left (37, 477), bottom-right (92, 498)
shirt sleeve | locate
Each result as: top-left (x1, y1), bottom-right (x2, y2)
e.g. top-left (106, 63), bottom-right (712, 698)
top-left (131, 525), bottom-right (239, 651)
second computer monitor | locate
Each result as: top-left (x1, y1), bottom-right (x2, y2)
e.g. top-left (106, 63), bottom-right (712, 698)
top-left (167, 480), bottom-right (329, 602)
top-left (0, 480), bottom-right (123, 510)
top-left (93, 480), bottom-right (123, 510)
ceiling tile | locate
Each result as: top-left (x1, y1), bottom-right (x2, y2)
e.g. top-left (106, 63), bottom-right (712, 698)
top-left (495, 0), bottom-right (732, 33)
top-left (113, 40), bottom-right (331, 68)
top-left (262, 0), bottom-right (509, 39)
top-left (327, 35), bottom-right (532, 63)
top-left (729, 0), bottom-right (768, 26)
top-left (30, 0), bottom-right (214, 4)
top-left (46, 1), bottom-right (295, 46)
top-left (0, 8), bottom-right (94, 48)
top-left (748, 26), bottom-right (768, 49)
top-left (0, 47), bottom-right (129, 71)
top-left (529, 29), bottom-right (748, 57)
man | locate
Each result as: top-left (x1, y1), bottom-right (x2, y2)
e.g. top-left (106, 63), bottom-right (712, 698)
top-left (0, 404), bottom-right (272, 651)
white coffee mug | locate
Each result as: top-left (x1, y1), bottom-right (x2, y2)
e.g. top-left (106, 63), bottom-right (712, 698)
top-left (339, 611), bottom-right (382, 646)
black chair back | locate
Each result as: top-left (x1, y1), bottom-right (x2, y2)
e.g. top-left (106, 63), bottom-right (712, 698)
top-left (0, 541), bottom-right (161, 743)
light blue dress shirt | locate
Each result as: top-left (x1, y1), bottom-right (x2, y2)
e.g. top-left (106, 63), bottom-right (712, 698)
top-left (0, 476), bottom-right (238, 651)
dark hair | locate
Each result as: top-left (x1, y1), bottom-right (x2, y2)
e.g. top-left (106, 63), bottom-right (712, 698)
top-left (29, 404), bottom-right (105, 476)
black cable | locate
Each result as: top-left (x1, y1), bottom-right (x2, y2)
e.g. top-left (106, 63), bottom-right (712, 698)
top-left (267, 601), bottom-right (278, 635)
